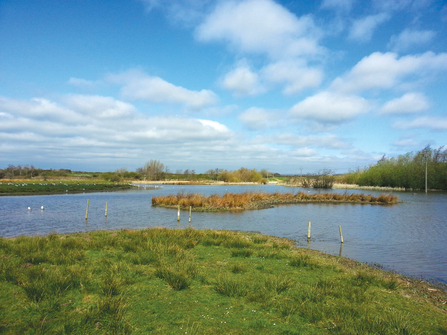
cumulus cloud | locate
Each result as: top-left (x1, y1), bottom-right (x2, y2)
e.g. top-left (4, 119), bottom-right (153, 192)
top-left (195, 0), bottom-right (323, 59)
top-left (388, 29), bottom-right (436, 52)
top-left (107, 70), bottom-right (218, 110)
top-left (348, 13), bottom-right (390, 42)
top-left (221, 63), bottom-right (263, 97)
top-left (380, 92), bottom-right (430, 114)
top-left (394, 116), bottom-right (447, 130)
top-left (239, 107), bottom-right (277, 130)
top-left (260, 60), bottom-right (323, 95)
top-left (331, 51), bottom-right (447, 92)
top-left (289, 91), bottom-right (370, 124)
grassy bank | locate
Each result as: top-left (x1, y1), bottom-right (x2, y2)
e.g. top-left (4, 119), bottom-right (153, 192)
top-left (152, 191), bottom-right (399, 211)
top-left (0, 180), bottom-right (134, 196)
top-left (1, 228), bottom-right (445, 334)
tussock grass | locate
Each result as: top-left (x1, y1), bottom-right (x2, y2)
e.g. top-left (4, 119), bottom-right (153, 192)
top-left (152, 191), bottom-right (399, 211)
top-left (0, 228), bottom-right (445, 334)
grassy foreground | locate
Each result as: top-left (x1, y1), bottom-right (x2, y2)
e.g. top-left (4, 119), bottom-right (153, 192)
top-left (0, 180), bottom-right (134, 196)
top-left (152, 191), bottom-right (399, 211)
top-left (1, 229), bottom-right (446, 334)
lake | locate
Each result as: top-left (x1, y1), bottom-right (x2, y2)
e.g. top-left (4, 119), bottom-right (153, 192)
top-left (1, 184), bottom-right (446, 284)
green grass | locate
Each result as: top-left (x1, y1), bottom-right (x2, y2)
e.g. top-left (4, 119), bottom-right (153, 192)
top-left (0, 179), bottom-right (134, 195)
top-left (0, 228), bottom-right (446, 334)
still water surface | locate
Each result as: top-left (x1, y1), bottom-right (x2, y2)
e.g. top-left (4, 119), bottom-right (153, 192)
top-left (1, 185), bottom-right (446, 283)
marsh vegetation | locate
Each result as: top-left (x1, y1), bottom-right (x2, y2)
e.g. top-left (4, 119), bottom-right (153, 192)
top-left (152, 191), bottom-right (399, 211)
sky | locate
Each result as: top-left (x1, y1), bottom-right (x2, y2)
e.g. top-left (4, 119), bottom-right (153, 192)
top-left (0, 0), bottom-right (446, 174)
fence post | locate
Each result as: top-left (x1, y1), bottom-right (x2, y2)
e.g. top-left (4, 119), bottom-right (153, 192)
top-left (339, 225), bottom-right (344, 243)
top-left (85, 199), bottom-right (89, 220)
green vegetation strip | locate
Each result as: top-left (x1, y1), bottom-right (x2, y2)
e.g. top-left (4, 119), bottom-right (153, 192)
top-left (152, 191), bottom-right (399, 211)
top-left (1, 228), bottom-right (445, 334)
top-left (0, 180), bottom-right (134, 196)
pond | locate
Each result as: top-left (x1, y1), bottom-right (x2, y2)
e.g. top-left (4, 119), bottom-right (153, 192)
top-left (1, 184), bottom-right (446, 284)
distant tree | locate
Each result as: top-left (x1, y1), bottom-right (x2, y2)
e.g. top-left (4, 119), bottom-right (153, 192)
top-left (260, 169), bottom-right (270, 178)
top-left (142, 160), bottom-right (165, 180)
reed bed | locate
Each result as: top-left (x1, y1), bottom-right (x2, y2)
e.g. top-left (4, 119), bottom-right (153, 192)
top-left (152, 191), bottom-right (399, 211)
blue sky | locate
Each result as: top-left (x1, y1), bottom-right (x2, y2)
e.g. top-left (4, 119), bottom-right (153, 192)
top-left (1, 0), bottom-right (446, 174)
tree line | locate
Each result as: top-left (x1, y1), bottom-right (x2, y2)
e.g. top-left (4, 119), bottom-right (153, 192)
top-left (0, 160), bottom-right (278, 184)
top-left (342, 146), bottom-right (447, 190)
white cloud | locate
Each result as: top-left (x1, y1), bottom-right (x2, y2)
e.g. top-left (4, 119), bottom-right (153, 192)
top-left (0, 95), bottom-right (234, 168)
top-left (290, 148), bottom-right (318, 157)
top-left (221, 63), bottom-right (263, 97)
top-left (198, 119), bottom-right (230, 133)
top-left (64, 95), bottom-right (136, 119)
top-left (392, 138), bottom-right (421, 147)
top-left (239, 107), bottom-right (277, 130)
top-left (0, 96), bottom-right (82, 124)
top-left (388, 29), bottom-right (436, 52)
top-left (394, 116), bottom-right (447, 130)
top-left (107, 70), bottom-right (218, 110)
top-left (260, 60), bottom-right (323, 95)
top-left (331, 51), bottom-right (447, 93)
top-left (266, 133), bottom-right (352, 149)
top-left (380, 92), bottom-right (430, 114)
top-left (349, 13), bottom-right (390, 42)
top-left (290, 91), bottom-right (370, 124)
top-left (195, 0), bottom-right (323, 59)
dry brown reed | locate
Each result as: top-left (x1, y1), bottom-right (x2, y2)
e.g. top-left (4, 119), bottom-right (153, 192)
top-left (152, 191), bottom-right (399, 211)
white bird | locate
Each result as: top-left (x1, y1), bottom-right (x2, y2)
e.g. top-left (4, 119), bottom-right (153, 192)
top-left (41, 206), bottom-right (44, 210)
top-left (28, 207), bottom-right (31, 211)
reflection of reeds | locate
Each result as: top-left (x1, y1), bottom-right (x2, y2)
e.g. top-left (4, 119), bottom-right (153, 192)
top-left (152, 191), bottom-right (399, 210)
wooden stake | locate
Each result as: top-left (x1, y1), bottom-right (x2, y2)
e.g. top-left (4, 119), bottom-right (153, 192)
top-left (339, 225), bottom-right (344, 243)
top-left (105, 201), bottom-right (108, 217)
top-left (85, 199), bottom-right (89, 220)
top-left (307, 221), bottom-right (311, 240)
top-left (177, 205), bottom-right (180, 222)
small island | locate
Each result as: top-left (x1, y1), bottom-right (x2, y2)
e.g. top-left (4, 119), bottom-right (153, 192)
top-left (152, 191), bottom-right (399, 211)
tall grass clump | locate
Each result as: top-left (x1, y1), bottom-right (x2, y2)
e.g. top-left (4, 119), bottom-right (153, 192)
top-left (214, 275), bottom-right (249, 297)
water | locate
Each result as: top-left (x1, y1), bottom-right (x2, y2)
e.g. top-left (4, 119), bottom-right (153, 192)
top-left (1, 185), bottom-right (446, 284)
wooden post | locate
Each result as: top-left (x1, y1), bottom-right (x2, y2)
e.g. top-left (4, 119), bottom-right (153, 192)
top-left (307, 221), bottom-right (311, 241)
top-left (339, 225), bottom-right (344, 243)
top-left (105, 201), bottom-right (108, 217)
top-left (177, 205), bottom-right (180, 222)
top-left (189, 206), bottom-right (192, 225)
top-left (85, 199), bottom-right (89, 220)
